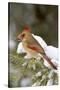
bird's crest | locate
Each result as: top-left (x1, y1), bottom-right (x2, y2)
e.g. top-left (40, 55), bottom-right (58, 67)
top-left (23, 26), bottom-right (31, 32)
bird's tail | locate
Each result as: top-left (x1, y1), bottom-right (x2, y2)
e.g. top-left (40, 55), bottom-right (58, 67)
top-left (42, 54), bottom-right (57, 70)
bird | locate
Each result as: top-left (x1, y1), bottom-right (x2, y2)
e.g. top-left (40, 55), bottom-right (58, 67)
top-left (17, 26), bottom-right (57, 70)
top-left (17, 33), bottom-right (47, 54)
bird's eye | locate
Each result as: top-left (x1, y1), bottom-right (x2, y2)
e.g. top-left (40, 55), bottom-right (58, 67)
top-left (21, 34), bottom-right (25, 38)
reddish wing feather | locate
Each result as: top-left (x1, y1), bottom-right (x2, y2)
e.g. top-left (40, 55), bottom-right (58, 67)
top-left (27, 44), bottom-right (40, 52)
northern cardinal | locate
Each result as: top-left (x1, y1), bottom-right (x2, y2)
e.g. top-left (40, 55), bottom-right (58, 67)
top-left (17, 26), bottom-right (57, 70)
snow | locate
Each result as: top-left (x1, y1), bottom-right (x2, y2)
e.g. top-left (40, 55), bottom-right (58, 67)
top-left (45, 46), bottom-right (58, 60)
top-left (20, 77), bottom-right (31, 86)
top-left (47, 70), bottom-right (54, 85)
top-left (17, 42), bottom-right (26, 54)
top-left (35, 71), bottom-right (42, 77)
top-left (47, 78), bottom-right (53, 85)
top-left (24, 53), bottom-right (33, 59)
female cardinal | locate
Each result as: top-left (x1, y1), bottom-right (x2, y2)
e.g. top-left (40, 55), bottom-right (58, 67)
top-left (17, 26), bottom-right (57, 70)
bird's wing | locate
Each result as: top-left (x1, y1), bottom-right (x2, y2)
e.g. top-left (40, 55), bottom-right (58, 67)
top-left (27, 43), bottom-right (45, 54)
top-left (26, 35), bottom-right (45, 54)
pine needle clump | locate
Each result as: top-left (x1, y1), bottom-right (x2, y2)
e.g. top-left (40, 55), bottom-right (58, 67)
top-left (9, 50), bottom-right (58, 87)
